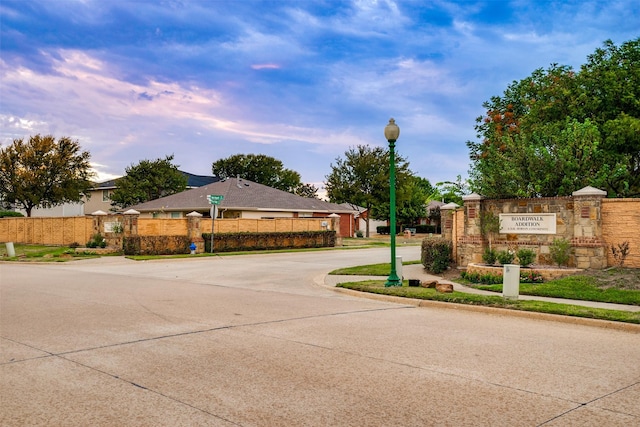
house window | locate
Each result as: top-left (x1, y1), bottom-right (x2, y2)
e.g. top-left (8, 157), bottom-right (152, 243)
top-left (171, 212), bottom-right (181, 218)
top-left (152, 212), bottom-right (160, 218)
top-left (102, 190), bottom-right (111, 202)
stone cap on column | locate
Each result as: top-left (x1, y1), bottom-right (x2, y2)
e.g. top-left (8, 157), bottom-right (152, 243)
top-left (186, 211), bottom-right (203, 217)
top-left (462, 193), bottom-right (483, 202)
top-left (440, 202), bottom-right (459, 210)
top-left (91, 210), bottom-right (108, 215)
top-left (123, 209), bottom-right (140, 215)
top-left (572, 186), bottom-right (607, 197)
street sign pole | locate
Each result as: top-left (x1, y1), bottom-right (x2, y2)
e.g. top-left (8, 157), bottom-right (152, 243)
top-left (210, 205), bottom-right (214, 253)
top-left (207, 195), bottom-right (224, 253)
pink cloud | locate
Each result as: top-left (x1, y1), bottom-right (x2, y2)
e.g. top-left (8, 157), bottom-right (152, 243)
top-left (250, 63), bottom-right (280, 70)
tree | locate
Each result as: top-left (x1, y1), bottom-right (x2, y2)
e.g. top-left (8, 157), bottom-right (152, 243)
top-left (110, 155), bottom-right (187, 209)
top-left (293, 182), bottom-right (319, 199)
top-left (467, 38), bottom-right (640, 198)
top-left (396, 176), bottom-right (433, 226)
top-left (436, 175), bottom-right (470, 205)
top-left (212, 154), bottom-right (302, 193)
top-left (324, 145), bottom-right (411, 237)
top-left (0, 135), bottom-right (94, 217)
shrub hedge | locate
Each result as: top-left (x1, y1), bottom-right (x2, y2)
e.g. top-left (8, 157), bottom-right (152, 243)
top-left (202, 231), bottom-right (336, 253)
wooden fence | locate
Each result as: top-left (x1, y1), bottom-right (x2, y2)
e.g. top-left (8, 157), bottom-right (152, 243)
top-left (0, 216), bottom-right (329, 246)
top-left (0, 217), bottom-right (94, 246)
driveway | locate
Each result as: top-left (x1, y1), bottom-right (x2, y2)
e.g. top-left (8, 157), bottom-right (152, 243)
top-left (1, 247), bottom-right (639, 426)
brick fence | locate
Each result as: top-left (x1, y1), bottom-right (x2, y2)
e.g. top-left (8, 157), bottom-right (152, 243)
top-left (441, 187), bottom-right (640, 269)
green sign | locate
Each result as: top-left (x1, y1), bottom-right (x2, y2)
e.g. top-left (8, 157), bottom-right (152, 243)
top-left (207, 194), bottom-right (224, 205)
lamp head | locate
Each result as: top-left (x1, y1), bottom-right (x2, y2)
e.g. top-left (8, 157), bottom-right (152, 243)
top-left (384, 118), bottom-right (400, 142)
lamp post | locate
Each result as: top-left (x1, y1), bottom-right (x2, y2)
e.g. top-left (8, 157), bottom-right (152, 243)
top-left (384, 118), bottom-right (402, 287)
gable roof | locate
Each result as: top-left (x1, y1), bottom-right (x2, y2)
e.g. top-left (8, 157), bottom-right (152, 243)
top-left (127, 177), bottom-right (355, 214)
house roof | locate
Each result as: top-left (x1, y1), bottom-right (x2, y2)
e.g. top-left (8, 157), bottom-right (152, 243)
top-left (426, 200), bottom-right (446, 211)
top-left (127, 177), bottom-right (356, 214)
top-left (92, 171), bottom-right (218, 190)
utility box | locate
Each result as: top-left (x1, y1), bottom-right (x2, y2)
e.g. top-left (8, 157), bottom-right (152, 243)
top-left (502, 264), bottom-right (520, 300)
top-left (396, 256), bottom-right (403, 280)
top-left (5, 242), bottom-right (15, 257)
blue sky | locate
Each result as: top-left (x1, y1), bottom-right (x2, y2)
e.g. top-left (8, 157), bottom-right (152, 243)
top-left (1, 0), bottom-right (638, 195)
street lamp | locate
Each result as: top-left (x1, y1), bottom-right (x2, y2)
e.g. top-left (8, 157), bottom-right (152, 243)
top-left (384, 118), bottom-right (402, 287)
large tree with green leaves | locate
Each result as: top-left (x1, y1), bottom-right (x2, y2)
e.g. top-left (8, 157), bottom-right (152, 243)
top-left (110, 155), bottom-right (187, 209)
top-left (212, 154), bottom-right (308, 194)
top-left (0, 135), bottom-right (94, 217)
top-left (467, 38), bottom-right (640, 198)
top-left (324, 145), bottom-right (412, 236)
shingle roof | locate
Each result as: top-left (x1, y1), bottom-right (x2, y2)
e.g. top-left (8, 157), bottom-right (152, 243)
top-left (183, 172), bottom-right (219, 187)
top-left (127, 177), bottom-right (356, 214)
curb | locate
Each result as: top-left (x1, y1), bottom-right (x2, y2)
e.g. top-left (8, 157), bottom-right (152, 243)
top-left (320, 275), bottom-right (640, 334)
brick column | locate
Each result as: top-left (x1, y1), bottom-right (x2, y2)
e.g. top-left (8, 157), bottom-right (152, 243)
top-left (186, 211), bottom-right (205, 253)
top-left (571, 186), bottom-right (607, 269)
top-left (460, 193), bottom-right (485, 266)
top-left (328, 213), bottom-right (342, 246)
top-left (90, 210), bottom-right (107, 239)
top-left (122, 209), bottom-right (140, 238)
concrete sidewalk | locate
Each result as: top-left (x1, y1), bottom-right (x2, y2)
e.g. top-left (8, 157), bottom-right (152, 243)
top-left (324, 263), bottom-right (640, 313)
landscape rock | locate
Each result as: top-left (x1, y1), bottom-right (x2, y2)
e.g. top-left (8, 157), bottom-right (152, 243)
top-left (420, 280), bottom-right (438, 288)
top-left (435, 283), bottom-right (454, 293)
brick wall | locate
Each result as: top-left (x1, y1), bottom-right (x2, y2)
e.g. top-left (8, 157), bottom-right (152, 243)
top-left (602, 199), bottom-right (640, 268)
top-left (446, 188), bottom-right (639, 270)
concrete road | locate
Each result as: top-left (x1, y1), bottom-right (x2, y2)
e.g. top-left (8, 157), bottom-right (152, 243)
top-left (1, 247), bottom-right (639, 426)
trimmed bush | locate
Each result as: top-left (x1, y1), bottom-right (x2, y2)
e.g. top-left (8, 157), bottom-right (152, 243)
top-left (0, 210), bottom-right (24, 218)
top-left (496, 250), bottom-right (515, 265)
top-left (123, 236), bottom-right (191, 255)
top-left (202, 231), bottom-right (336, 253)
top-left (421, 238), bottom-right (452, 274)
top-left (461, 271), bottom-right (502, 284)
top-left (482, 248), bottom-right (497, 265)
top-left (516, 248), bottom-right (536, 267)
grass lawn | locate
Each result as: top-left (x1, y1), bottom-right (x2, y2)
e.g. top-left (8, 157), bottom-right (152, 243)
top-left (0, 243), bottom-right (106, 261)
top-left (331, 263), bottom-right (640, 324)
top-left (330, 260), bottom-right (423, 276)
top-left (472, 271), bottom-right (640, 306)
top-left (337, 280), bottom-right (640, 324)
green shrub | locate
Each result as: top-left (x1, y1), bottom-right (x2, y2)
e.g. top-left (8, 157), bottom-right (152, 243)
top-left (461, 271), bottom-right (502, 284)
top-left (516, 248), bottom-right (536, 267)
top-left (355, 230), bottom-right (364, 238)
top-left (421, 238), bottom-right (452, 274)
top-left (550, 238), bottom-right (571, 266)
top-left (496, 250), bottom-right (515, 265)
top-left (482, 248), bottom-right (497, 265)
top-left (0, 210), bottom-right (24, 218)
top-left (86, 233), bottom-right (106, 248)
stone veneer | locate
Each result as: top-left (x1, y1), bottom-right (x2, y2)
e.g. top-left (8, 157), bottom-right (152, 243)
top-left (448, 187), bottom-right (614, 270)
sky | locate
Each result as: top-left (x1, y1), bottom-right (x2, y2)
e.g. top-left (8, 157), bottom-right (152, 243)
top-left (1, 0), bottom-right (638, 196)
